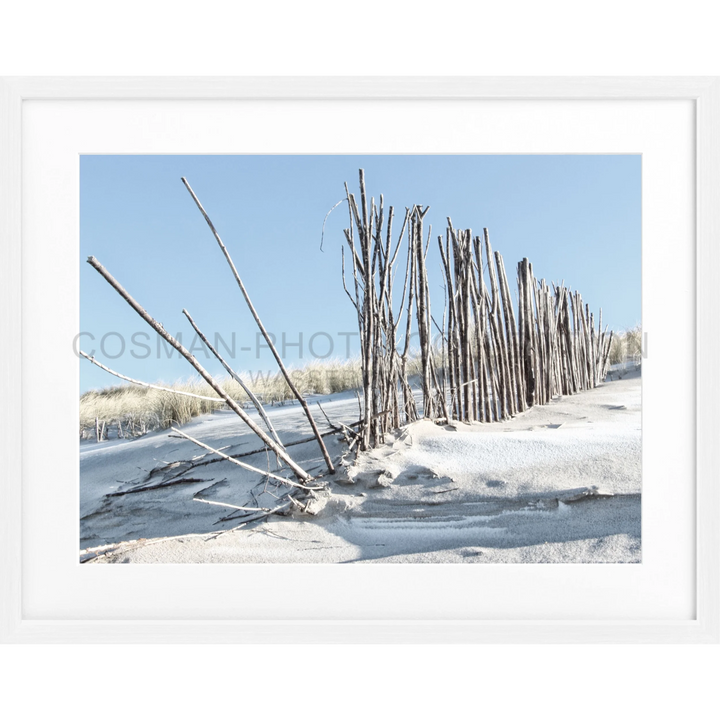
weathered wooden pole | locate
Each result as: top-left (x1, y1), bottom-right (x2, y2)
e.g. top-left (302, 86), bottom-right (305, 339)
top-left (495, 251), bottom-right (521, 414)
top-left (413, 206), bottom-right (435, 419)
top-left (181, 177), bottom-right (335, 474)
top-left (181, 308), bottom-right (284, 452)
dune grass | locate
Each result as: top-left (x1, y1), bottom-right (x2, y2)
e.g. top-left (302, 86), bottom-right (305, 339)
top-left (80, 358), bottom-right (363, 439)
top-left (608, 325), bottom-right (642, 366)
top-left (83, 326), bottom-right (626, 441)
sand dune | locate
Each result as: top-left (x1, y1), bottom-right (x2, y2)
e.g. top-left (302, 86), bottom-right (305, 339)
top-left (80, 370), bottom-right (640, 564)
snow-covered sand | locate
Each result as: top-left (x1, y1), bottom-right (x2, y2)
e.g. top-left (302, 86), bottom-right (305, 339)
top-left (80, 369), bottom-right (641, 564)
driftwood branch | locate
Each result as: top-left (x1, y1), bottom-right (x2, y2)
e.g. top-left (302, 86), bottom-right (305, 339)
top-left (320, 198), bottom-right (346, 252)
top-left (169, 426), bottom-right (322, 492)
top-left (192, 496), bottom-right (275, 513)
top-left (181, 308), bottom-right (284, 454)
top-left (79, 350), bottom-right (225, 402)
top-left (317, 401), bottom-right (360, 439)
top-left (341, 246), bottom-right (359, 311)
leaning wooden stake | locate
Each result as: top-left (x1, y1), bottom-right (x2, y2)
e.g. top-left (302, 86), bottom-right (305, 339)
top-left (494, 250), bottom-right (520, 414)
top-left (181, 177), bottom-right (335, 475)
top-left (181, 308), bottom-right (284, 454)
top-left (86, 255), bottom-right (314, 484)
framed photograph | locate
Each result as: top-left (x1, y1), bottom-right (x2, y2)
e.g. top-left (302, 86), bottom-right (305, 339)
top-left (0, 73), bottom-right (720, 646)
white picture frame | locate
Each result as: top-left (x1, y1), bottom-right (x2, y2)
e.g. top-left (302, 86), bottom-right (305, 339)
top-left (1, 77), bottom-right (718, 643)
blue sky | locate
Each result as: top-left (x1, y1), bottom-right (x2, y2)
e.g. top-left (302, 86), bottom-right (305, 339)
top-left (79, 155), bottom-right (641, 394)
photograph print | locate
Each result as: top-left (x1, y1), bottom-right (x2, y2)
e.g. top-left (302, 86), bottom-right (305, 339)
top-left (78, 154), bottom-right (641, 564)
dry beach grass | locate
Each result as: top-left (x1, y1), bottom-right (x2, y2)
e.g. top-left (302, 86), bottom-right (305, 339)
top-left (80, 358), bottom-right (364, 438)
top-left (80, 328), bottom-right (640, 440)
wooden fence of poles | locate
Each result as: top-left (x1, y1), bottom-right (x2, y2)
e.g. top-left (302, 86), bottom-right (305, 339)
top-left (343, 171), bottom-right (614, 449)
top-left (439, 226), bottom-right (614, 424)
top-left (341, 170), bottom-right (420, 450)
